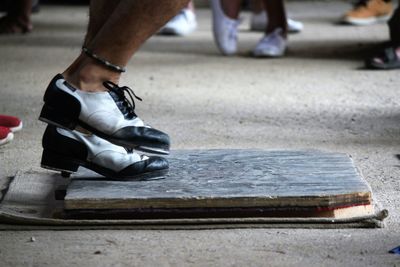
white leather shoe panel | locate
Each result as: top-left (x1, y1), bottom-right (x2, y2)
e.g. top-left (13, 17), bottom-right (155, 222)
top-left (55, 77), bottom-right (146, 135)
top-left (56, 128), bottom-right (144, 172)
top-left (92, 150), bottom-right (142, 172)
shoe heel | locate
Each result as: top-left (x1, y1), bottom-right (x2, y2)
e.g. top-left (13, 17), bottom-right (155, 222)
top-left (41, 150), bottom-right (79, 174)
top-left (39, 105), bottom-right (77, 130)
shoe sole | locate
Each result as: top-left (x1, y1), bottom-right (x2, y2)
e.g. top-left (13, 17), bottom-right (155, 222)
top-left (10, 121), bottom-right (23, 133)
top-left (252, 49), bottom-right (286, 58)
top-left (41, 149), bottom-right (169, 180)
top-left (250, 26), bottom-right (302, 34)
top-left (39, 105), bottom-right (170, 155)
top-left (253, 52), bottom-right (285, 58)
top-left (343, 14), bottom-right (391, 26)
top-left (159, 25), bottom-right (197, 36)
top-left (365, 59), bottom-right (400, 70)
top-left (0, 132), bottom-right (14, 146)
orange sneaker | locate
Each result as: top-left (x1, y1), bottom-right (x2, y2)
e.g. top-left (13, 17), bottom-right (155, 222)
top-left (342, 0), bottom-right (393, 25)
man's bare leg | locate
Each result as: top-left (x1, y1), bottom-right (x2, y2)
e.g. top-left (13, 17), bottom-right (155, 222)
top-left (39, 0), bottom-right (187, 177)
top-left (40, 0), bottom-right (188, 153)
top-left (84, 1), bottom-right (121, 47)
top-left (63, 0), bottom-right (189, 92)
top-left (63, 0), bottom-right (121, 90)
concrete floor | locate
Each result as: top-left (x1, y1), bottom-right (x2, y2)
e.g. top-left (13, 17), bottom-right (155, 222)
top-left (1, 1), bottom-right (400, 266)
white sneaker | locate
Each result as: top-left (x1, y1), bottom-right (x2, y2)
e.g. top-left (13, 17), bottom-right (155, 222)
top-left (252, 28), bottom-right (287, 57)
top-left (210, 0), bottom-right (240, 55)
top-left (159, 8), bottom-right (197, 36)
top-left (250, 11), bottom-right (304, 33)
top-left (287, 18), bottom-right (303, 33)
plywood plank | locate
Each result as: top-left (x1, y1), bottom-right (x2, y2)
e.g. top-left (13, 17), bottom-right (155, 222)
top-left (62, 204), bottom-right (375, 220)
top-left (64, 150), bottom-right (372, 211)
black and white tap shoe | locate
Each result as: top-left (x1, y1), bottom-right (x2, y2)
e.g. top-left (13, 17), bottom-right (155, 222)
top-left (39, 74), bottom-right (170, 155)
top-left (41, 125), bottom-right (169, 180)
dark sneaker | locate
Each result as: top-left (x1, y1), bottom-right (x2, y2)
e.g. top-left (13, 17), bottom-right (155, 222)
top-left (41, 125), bottom-right (169, 180)
top-left (39, 74), bottom-right (170, 154)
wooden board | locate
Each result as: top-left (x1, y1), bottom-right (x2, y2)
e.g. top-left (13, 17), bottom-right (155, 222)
top-left (62, 204), bottom-right (375, 220)
top-left (64, 150), bottom-right (373, 218)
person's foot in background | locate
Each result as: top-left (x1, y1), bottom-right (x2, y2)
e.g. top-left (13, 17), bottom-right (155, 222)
top-left (158, 1), bottom-right (197, 36)
top-left (0, 0), bottom-right (33, 34)
top-left (0, 114), bottom-right (23, 133)
top-left (0, 127), bottom-right (13, 146)
top-left (0, 114), bottom-right (23, 146)
top-left (341, 0), bottom-right (393, 26)
top-left (250, 11), bottom-right (304, 33)
top-left (252, 28), bottom-right (287, 57)
top-left (210, 0), bottom-right (242, 56)
top-left (365, 46), bottom-right (400, 69)
top-left (252, 0), bottom-right (288, 57)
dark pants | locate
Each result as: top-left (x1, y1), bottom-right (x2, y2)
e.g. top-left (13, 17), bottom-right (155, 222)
top-left (389, 6), bottom-right (400, 46)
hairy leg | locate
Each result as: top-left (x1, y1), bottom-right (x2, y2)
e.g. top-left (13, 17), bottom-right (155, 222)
top-left (63, 0), bottom-right (188, 92)
top-left (263, 0), bottom-right (287, 37)
top-left (84, 0), bottom-right (122, 46)
top-left (63, 0), bottom-right (121, 87)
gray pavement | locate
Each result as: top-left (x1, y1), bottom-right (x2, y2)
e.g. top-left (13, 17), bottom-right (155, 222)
top-left (1, 1), bottom-right (400, 266)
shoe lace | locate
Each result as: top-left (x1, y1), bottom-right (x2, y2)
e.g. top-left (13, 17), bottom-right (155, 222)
top-left (228, 19), bottom-right (241, 41)
top-left (103, 81), bottom-right (142, 119)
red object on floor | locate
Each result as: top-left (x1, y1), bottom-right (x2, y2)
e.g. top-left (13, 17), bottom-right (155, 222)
top-left (0, 126), bottom-right (13, 145)
top-left (0, 114), bottom-right (22, 132)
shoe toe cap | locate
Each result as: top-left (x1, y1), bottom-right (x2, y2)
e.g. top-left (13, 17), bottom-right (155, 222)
top-left (118, 156), bottom-right (169, 178)
top-left (145, 156), bottom-right (169, 172)
top-left (113, 126), bottom-right (170, 149)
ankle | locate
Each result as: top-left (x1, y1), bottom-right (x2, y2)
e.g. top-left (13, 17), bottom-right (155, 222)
top-left (63, 58), bottom-right (120, 93)
top-left (266, 26), bottom-right (287, 38)
top-left (221, 0), bottom-right (240, 19)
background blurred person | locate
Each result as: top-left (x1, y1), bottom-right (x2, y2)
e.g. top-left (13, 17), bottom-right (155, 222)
top-left (250, 0), bottom-right (303, 34)
top-left (0, 0), bottom-right (33, 34)
top-left (341, 0), bottom-right (393, 25)
top-left (366, 5), bottom-right (400, 69)
top-left (159, 1), bottom-right (197, 36)
top-left (211, 0), bottom-right (289, 57)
